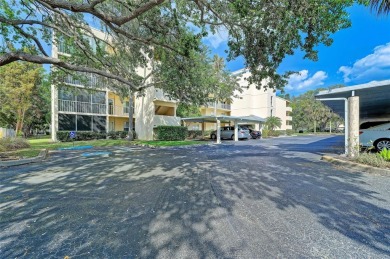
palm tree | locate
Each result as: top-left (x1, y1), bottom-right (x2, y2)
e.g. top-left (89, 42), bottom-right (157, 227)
top-left (265, 116), bottom-right (282, 131)
top-left (370, 0), bottom-right (390, 15)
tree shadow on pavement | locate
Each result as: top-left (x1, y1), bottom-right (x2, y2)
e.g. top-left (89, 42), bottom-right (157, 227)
top-left (0, 142), bottom-right (389, 257)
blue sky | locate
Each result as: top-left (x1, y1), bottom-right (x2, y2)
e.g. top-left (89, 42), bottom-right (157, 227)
top-left (202, 4), bottom-right (390, 96)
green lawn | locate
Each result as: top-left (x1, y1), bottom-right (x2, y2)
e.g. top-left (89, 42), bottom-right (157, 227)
top-left (7, 138), bottom-right (205, 158)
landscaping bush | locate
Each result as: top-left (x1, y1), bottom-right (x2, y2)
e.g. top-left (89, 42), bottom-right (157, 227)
top-left (286, 129), bottom-right (294, 136)
top-left (155, 126), bottom-right (188, 141)
top-left (57, 131), bottom-right (107, 142)
top-left (107, 131), bottom-right (136, 139)
top-left (0, 137), bottom-right (30, 151)
top-left (187, 130), bottom-right (203, 139)
top-left (268, 130), bottom-right (281, 137)
top-left (262, 129), bottom-right (269, 138)
top-left (354, 152), bottom-right (390, 168)
top-left (379, 148), bottom-right (390, 161)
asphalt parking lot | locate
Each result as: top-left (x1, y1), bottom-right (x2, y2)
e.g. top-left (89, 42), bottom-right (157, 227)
top-left (1, 135), bottom-right (389, 258)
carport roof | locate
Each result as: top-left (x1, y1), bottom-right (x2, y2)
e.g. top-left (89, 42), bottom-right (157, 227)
top-left (316, 80), bottom-right (390, 120)
top-left (182, 115), bottom-right (265, 123)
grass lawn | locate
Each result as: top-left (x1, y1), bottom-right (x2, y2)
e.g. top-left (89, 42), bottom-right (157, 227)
top-left (5, 137), bottom-right (206, 158)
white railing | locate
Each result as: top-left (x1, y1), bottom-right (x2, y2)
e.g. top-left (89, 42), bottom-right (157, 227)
top-left (286, 106), bottom-right (292, 112)
top-left (153, 115), bottom-right (181, 127)
top-left (62, 72), bottom-right (107, 88)
top-left (286, 116), bottom-right (292, 121)
top-left (206, 102), bottom-right (231, 110)
top-left (59, 99), bottom-right (106, 114)
top-left (108, 105), bottom-right (133, 116)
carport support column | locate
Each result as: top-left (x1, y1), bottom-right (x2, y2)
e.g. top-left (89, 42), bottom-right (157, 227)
top-left (234, 122), bottom-right (238, 141)
top-left (348, 96), bottom-right (360, 157)
top-left (216, 119), bottom-right (221, 144)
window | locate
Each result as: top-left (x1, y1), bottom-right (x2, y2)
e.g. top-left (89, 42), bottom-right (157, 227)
top-left (93, 116), bottom-right (106, 132)
top-left (270, 96), bottom-right (273, 107)
top-left (124, 121), bottom-right (129, 131)
top-left (58, 114), bottom-right (76, 131)
top-left (77, 115), bottom-right (92, 131)
top-left (92, 91), bottom-right (106, 104)
top-left (270, 109), bottom-right (273, 117)
top-left (59, 86), bottom-right (75, 101)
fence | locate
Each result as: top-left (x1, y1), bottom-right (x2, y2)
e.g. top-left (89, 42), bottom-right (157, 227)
top-left (0, 128), bottom-right (16, 138)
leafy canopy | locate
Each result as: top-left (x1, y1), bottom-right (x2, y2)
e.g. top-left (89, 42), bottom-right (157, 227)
top-left (0, 0), bottom-right (367, 98)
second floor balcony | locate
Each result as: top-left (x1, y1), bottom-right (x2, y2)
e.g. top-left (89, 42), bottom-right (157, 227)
top-left (108, 104), bottom-right (133, 117)
top-left (59, 99), bottom-right (106, 115)
top-left (206, 102), bottom-right (231, 110)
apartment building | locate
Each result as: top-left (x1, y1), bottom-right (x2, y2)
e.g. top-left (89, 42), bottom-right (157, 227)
top-left (51, 28), bottom-right (180, 141)
top-left (230, 69), bottom-right (292, 131)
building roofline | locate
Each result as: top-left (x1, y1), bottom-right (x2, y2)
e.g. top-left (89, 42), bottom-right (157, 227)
top-left (317, 80), bottom-right (390, 96)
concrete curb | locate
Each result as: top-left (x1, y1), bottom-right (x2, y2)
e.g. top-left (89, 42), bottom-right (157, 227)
top-left (0, 149), bottom-right (49, 168)
top-left (321, 155), bottom-right (390, 175)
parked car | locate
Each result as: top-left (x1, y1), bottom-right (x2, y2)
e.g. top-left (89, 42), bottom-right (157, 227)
top-left (210, 126), bottom-right (250, 140)
top-left (359, 122), bottom-right (390, 151)
top-left (248, 128), bottom-right (262, 139)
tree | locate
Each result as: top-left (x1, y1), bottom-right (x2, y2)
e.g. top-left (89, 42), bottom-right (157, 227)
top-left (0, 0), bottom-right (365, 96)
top-left (265, 116), bottom-right (282, 131)
top-left (370, 0), bottom-right (390, 14)
top-left (290, 88), bottom-right (344, 132)
top-left (176, 104), bottom-right (201, 118)
top-left (0, 61), bottom-right (43, 134)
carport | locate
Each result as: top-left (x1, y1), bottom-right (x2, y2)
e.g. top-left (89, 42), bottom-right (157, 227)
top-left (316, 81), bottom-right (390, 156)
top-left (182, 115), bottom-right (265, 144)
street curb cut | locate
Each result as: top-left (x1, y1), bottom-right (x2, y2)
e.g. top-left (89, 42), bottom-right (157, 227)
top-left (321, 155), bottom-right (390, 175)
top-left (0, 149), bottom-right (49, 168)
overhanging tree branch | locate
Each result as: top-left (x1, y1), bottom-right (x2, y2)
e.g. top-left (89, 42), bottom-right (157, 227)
top-left (0, 52), bottom-right (140, 90)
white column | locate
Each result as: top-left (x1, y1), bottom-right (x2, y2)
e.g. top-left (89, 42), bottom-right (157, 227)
top-left (105, 90), bottom-right (109, 136)
top-left (348, 96), bottom-right (360, 157)
top-left (216, 119), bottom-right (221, 144)
top-left (234, 122), bottom-right (238, 141)
top-left (51, 84), bottom-right (58, 142)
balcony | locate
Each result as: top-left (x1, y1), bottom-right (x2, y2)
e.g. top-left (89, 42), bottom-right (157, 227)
top-left (108, 105), bottom-right (133, 117)
top-left (286, 116), bottom-right (292, 121)
top-left (62, 72), bottom-right (107, 88)
top-left (154, 89), bottom-right (174, 102)
top-left (286, 107), bottom-right (292, 112)
top-left (58, 99), bottom-right (106, 114)
top-left (206, 102), bottom-right (231, 110)
top-left (153, 115), bottom-right (181, 127)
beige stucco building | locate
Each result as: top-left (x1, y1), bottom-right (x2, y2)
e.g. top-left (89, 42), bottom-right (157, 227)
top-left (230, 69), bottom-right (292, 131)
top-left (51, 28), bottom-right (180, 141)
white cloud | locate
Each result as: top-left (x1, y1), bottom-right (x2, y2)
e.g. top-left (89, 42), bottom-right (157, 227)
top-left (204, 28), bottom-right (229, 49)
top-left (286, 70), bottom-right (327, 90)
top-left (338, 43), bottom-right (390, 82)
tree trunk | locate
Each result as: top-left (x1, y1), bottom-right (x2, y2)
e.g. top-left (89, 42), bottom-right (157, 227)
top-left (128, 88), bottom-right (134, 141)
top-left (314, 121), bottom-right (316, 134)
top-left (15, 109), bottom-right (23, 135)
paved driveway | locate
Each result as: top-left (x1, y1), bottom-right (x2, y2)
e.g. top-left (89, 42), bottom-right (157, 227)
top-left (1, 135), bottom-right (389, 258)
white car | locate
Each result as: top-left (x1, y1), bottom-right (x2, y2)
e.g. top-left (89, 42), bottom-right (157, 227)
top-left (359, 122), bottom-right (390, 151)
top-left (210, 126), bottom-right (250, 140)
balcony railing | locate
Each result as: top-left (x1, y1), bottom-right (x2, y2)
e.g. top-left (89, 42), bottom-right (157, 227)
top-left (62, 72), bottom-right (107, 88)
top-left (59, 99), bottom-right (106, 114)
top-left (108, 105), bottom-right (133, 116)
top-left (154, 115), bottom-right (181, 127)
top-left (206, 102), bottom-right (231, 110)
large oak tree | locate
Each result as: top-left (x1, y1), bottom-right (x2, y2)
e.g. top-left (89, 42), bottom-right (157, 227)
top-left (1, 0), bottom-right (366, 97)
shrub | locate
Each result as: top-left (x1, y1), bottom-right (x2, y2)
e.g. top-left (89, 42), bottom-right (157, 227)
top-left (155, 126), bottom-right (188, 141)
top-left (262, 129), bottom-right (269, 138)
top-left (187, 130), bottom-right (203, 139)
top-left (268, 130), bottom-right (281, 137)
top-left (354, 153), bottom-right (389, 168)
top-left (379, 148), bottom-right (390, 161)
top-left (107, 131), bottom-right (135, 140)
top-left (0, 137), bottom-right (30, 151)
top-left (57, 131), bottom-right (107, 142)
top-left (286, 129), bottom-right (294, 136)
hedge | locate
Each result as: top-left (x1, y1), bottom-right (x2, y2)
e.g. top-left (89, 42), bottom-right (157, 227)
top-left (108, 130), bottom-right (136, 139)
top-left (155, 126), bottom-right (188, 141)
top-left (56, 130), bottom-right (135, 142)
top-left (57, 131), bottom-right (107, 142)
top-left (187, 130), bottom-right (203, 139)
